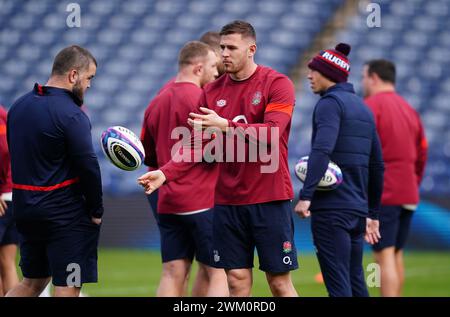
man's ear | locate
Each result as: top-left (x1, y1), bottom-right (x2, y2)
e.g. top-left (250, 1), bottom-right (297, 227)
top-left (193, 63), bottom-right (203, 76)
top-left (68, 69), bottom-right (78, 84)
top-left (369, 72), bottom-right (381, 84)
top-left (248, 43), bottom-right (257, 58)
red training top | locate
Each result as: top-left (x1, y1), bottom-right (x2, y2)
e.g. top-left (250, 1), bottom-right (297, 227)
top-left (162, 65), bottom-right (296, 205)
top-left (144, 78), bottom-right (176, 173)
top-left (0, 105), bottom-right (12, 194)
top-left (141, 82), bottom-right (218, 214)
top-left (365, 91), bottom-right (427, 205)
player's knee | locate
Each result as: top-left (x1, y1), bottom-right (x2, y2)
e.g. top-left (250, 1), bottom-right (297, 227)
top-left (227, 270), bottom-right (251, 291)
top-left (162, 260), bottom-right (190, 281)
top-left (23, 278), bottom-right (51, 295)
top-left (266, 274), bottom-right (292, 295)
top-left (227, 269), bottom-right (248, 282)
top-left (54, 286), bottom-right (81, 297)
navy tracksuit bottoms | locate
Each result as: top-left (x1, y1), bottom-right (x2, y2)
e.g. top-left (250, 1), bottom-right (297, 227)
top-left (311, 210), bottom-right (369, 297)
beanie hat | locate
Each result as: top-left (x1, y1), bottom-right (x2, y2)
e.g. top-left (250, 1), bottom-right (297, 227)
top-left (308, 43), bottom-right (351, 83)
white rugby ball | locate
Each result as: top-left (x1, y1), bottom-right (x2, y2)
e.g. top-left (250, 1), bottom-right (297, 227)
top-left (100, 126), bottom-right (145, 171)
top-left (294, 156), bottom-right (343, 191)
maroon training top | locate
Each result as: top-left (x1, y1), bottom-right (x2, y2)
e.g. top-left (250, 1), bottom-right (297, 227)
top-left (365, 91), bottom-right (427, 205)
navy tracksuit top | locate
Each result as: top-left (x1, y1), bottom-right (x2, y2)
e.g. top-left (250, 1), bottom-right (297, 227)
top-left (7, 84), bottom-right (103, 228)
top-left (300, 83), bottom-right (384, 219)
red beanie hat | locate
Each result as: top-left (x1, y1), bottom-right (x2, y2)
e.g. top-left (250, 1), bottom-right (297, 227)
top-left (308, 43), bottom-right (351, 83)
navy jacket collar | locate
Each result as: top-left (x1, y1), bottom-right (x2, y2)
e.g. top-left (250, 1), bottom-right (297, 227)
top-left (321, 82), bottom-right (355, 96)
top-left (33, 83), bottom-right (83, 107)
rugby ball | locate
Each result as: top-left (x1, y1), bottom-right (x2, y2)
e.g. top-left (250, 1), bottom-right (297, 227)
top-left (294, 156), bottom-right (343, 191)
top-left (100, 126), bottom-right (145, 171)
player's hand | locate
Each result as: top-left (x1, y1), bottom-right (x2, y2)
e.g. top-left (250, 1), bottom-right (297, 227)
top-left (294, 200), bottom-right (311, 218)
top-left (137, 170), bottom-right (166, 195)
top-left (0, 198), bottom-right (7, 217)
top-left (188, 107), bottom-right (229, 132)
top-left (365, 218), bottom-right (381, 245)
top-left (91, 217), bottom-right (102, 225)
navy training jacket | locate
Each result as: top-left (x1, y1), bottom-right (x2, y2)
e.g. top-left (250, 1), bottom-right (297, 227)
top-left (300, 83), bottom-right (384, 219)
top-left (7, 83), bottom-right (103, 230)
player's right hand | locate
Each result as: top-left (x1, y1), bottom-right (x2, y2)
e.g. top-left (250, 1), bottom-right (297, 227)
top-left (137, 170), bottom-right (166, 195)
top-left (0, 198), bottom-right (7, 217)
top-left (294, 200), bottom-right (311, 218)
top-left (365, 218), bottom-right (381, 245)
top-left (91, 217), bottom-right (102, 225)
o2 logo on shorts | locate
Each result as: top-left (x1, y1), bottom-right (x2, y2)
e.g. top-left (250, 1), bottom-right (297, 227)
top-left (282, 241), bottom-right (293, 265)
top-left (283, 256), bottom-right (292, 265)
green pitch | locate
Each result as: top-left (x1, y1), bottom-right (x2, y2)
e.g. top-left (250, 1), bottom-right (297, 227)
top-left (72, 249), bottom-right (450, 297)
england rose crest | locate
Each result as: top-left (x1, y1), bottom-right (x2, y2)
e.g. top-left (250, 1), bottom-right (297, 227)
top-left (283, 241), bottom-right (292, 253)
top-left (251, 91), bottom-right (262, 105)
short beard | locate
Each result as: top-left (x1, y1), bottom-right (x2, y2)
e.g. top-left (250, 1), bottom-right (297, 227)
top-left (72, 80), bottom-right (84, 104)
top-left (217, 63), bottom-right (226, 77)
top-left (224, 63), bottom-right (237, 74)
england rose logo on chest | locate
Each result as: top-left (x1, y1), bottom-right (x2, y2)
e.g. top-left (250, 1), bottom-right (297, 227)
top-left (251, 91), bottom-right (262, 106)
top-left (216, 99), bottom-right (227, 107)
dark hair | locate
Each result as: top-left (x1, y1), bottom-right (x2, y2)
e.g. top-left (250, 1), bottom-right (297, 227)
top-left (220, 20), bottom-right (256, 41)
top-left (199, 31), bottom-right (221, 50)
top-left (51, 45), bottom-right (97, 76)
top-left (178, 41), bottom-right (213, 69)
top-left (365, 59), bottom-right (396, 84)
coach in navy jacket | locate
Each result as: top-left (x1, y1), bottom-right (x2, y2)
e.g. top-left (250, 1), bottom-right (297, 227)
top-left (294, 43), bottom-right (384, 297)
top-left (6, 45), bottom-right (103, 297)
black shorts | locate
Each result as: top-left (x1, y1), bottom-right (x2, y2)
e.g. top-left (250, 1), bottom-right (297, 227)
top-left (0, 201), bottom-right (19, 246)
top-left (372, 205), bottom-right (414, 252)
top-left (17, 214), bottom-right (101, 287)
top-left (212, 200), bottom-right (298, 273)
top-left (158, 209), bottom-right (214, 266)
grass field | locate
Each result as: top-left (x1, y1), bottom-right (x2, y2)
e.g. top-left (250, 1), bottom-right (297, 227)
top-left (72, 249), bottom-right (450, 297)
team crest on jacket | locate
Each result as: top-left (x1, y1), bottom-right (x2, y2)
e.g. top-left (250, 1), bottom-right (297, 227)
top-left (283, 241), bottom-right (292, 253)
top-left (216, 99), bottom-right (227, 107)
top-left (251, 91), bottom-right (262, 105)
